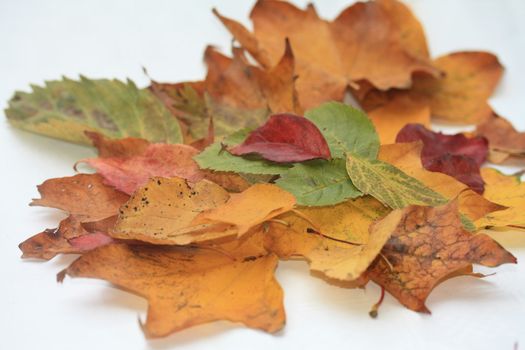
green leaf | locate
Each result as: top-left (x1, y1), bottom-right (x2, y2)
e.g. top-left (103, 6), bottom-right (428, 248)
top-left (345, 153), bottom-right (448, 209)
top-left (194, 129), bottom-right (290, 175)
top-left (276, 159), bottom-right (361, 206)
top-left (305, 102), bottom-right (379, 159)
top-left (5, 76), bottom-right (183, 145)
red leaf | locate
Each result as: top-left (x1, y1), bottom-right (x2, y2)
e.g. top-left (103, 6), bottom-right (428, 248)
top-left (396, 124), bottom-right (488, 193)
top-left (229, 114), bottom-right (331, 163)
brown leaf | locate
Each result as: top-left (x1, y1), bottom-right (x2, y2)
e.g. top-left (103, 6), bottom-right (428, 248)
top-left (63, 237), bottom-right (284, 337)
top-left (215, 0), bottom-right (439, 109)
top-left (84, 131), bottom-right (150, 158)
top-left (112, 177), bottom-right (235, 245)
top-left (368, 200), bottom-right (516, 313)
top-left (30, 174), bottom-right (128, 222)
top-left (476, 114), bottom-right (525, 163)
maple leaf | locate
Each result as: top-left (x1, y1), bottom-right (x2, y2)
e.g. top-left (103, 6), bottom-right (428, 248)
top-left (229, 113), bottom-right (331, 163)
top-left (475, 114), bottom-right (525, 163)
top-left (368, 200), bottom-right (516, 313)
top-left (62, 235), bottom-right (285, 337)
top-left (265, 208), bottom-right (403, 281)
top-left (368, 94), bottom-right (430, 145)
top-left (475, 168), bottom-right (525, 230)
top-left (193, 183), bottom-right (296, 236)
top-left (360, 51), bottom-right (503, 124)
top-left (20, 174), bottom-right (127, 259)
top-left (396, 123), bottom-right (488, 193)
top-left (346, 152), bottom-right (447, 209)
top-left (151, 42), bottom-right (299, 141)
top-left (215, 0), bottom-right (440, 109)
top-left (19, 215), bottom-right (115, 260)
top-left (5, 76), bottom-right (183, 144)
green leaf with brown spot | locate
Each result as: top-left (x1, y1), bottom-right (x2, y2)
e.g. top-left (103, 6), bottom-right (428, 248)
top-left (5, 76), bottom-right (183, 145)
top-left (345, 153), bottom-right (448, 209)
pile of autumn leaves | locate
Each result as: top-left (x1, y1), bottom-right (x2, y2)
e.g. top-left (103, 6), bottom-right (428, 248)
top-left (8, 0), bottom-right (525, 340)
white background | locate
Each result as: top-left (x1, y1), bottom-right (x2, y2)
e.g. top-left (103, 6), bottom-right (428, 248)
top-left (1, 1), bottom-right (525, 349)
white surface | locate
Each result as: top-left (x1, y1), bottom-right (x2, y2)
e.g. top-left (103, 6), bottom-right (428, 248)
top-left (1, 1), bottom-right (525, 349)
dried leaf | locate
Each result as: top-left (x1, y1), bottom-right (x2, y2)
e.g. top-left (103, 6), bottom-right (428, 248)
top-left (112, 177), bottom-right (234, 245)
top-left (194, 183), bottom-right (296, 235)
top-left (215, 0), bottom-right (439, 108)
top-left (230, 114), bottom-right (331, 163)
top-left (265, 208), bottom-right (403, 281)
top-left (475, 114), bottom-right (525, 163)
top-left (30, 174), bottom-right (128, 222)
top-left (369, 200), bottom-right (516, 312)
top-left (63, 239), bottom-right (284, 337)
top-left (6, 76), bottom-right (183, 144)
top-left (396, 123), bottom-right (488, 193)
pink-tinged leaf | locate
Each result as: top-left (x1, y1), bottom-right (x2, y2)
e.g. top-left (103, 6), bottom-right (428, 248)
top-left (396, 124), bottom-right (488, 193)
top-left (69, 232), bottom-right (114, 251)
top-left (80, 144), bottom-right (204, 195)
top-left (229, 114), bottom-right (331, 163)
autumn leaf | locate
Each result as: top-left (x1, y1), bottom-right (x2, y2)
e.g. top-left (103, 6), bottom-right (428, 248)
top-left (229, 113), bottom-right (331, 163)
top-left (194, 183), bottom-right (296, 235)
top-left (360, 52), bottom-right (503, 124)
top-left (151, 42), bottom-right (299, 141)
top-left (79, 142), bottom-right (204, 195)
top-left (195, 129), bottom-right (291, 175)
top-left (215, 0), bottom-right (439, 109)
top-left (62, 236), bottom-right (285, 337)
top-left (368, 95), bottom-right (430, 145)
top-left (475, 114), bottom-right (525, 163)
top-left (275, 159), bottom-right (361, 206)
top-left (30, 174), bottom-right (128, 222)
top-left (112, 177), bottom-right (235, 245)
top-left (396, 123), bottom-right (488, 193)
top-left (6, 76), bottom-right (183, 144)
top-left (368, 200), bottom-right (516, 313)
top-left (305, 102), bottom-right (379, 159)
top-left (346, 152), bottom-right (447, 209)
top-left (19, 215), bottom-right (115, 260)
top-left (475, 168), bottom-right (525, 230)
top-left (265, 208), bottom-right (403, 281)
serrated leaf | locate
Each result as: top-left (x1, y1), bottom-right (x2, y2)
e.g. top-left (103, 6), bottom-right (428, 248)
top-left (305, 102), bottom-right (379, 159)
top-left (276, 159), bottom-right (361, 206)
top-left (5, 76), bottom-right (183, 145)
top-left (194, 129), bottom-right (290, 175)
top-left (346, 153), bottom-right (447, 209)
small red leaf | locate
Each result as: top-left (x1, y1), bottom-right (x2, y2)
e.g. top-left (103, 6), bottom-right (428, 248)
top-left (229, 114), bottom-right (331, 163)
top-left (396, 124), bottom-right (488, 193)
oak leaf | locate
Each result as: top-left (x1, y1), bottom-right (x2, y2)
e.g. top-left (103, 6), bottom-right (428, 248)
top-left (62, 237), bottom-right (284, 337)
top-left (229, 113), bottom-right (331, 163)
top-left (368, 200), bottom-right (516, 313)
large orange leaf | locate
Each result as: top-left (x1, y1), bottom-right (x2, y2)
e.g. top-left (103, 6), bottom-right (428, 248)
top-left (62, 236), bottom-right (284, 337)
top-left (476, 114), bottom-right (525, 163)
top-left (215, 0), bottom-right (439, 109)
top-left (369, 200), bottom-right (516, 313)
